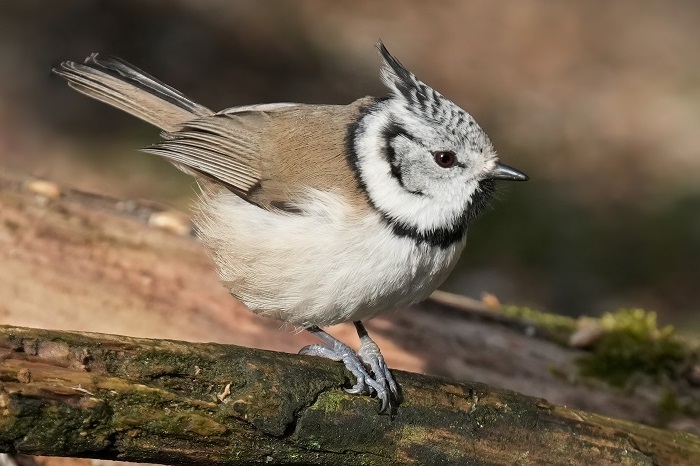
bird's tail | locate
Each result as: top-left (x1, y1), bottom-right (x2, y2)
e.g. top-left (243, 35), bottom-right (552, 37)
top-left (53, 54), bottom-right (214, 132)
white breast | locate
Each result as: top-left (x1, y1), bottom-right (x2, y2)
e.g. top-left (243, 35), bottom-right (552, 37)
top-left (195, 189), bottom-right (466, 327)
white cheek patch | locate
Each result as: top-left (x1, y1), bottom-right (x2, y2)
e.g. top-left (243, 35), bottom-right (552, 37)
top-left (354, 108), bottom-right (478, 233)
top-left (390, 137), bottom-right (429, 194)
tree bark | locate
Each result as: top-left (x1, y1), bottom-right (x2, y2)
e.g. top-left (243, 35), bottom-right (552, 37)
top-left (0, 324), bottom-right (697, 466)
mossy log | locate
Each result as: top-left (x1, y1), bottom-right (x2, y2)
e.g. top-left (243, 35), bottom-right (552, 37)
top-left (0, 325), bottom-right (698, 465)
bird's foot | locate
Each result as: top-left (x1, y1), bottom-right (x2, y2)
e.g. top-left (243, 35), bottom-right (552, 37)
top-left (299, 341), bottom-right (394, 413)
top-left (357, 335), bottom-right (400, 408)
top-left (301, 324), bottom-right (400, 414)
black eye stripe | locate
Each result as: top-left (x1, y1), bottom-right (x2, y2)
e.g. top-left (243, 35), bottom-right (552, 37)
top-left (382, 122), bottom-right (468, 174)
top-left (381, 120), bottom-right (414, 145)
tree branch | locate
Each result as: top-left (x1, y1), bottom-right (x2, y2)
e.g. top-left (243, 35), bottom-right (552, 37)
top-left (0, 325), bottom-right (697, 465)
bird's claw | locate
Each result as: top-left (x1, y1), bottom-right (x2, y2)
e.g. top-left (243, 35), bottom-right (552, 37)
top-left (299, 340), bottom-right (398, 414)
top-left (358, 338), bottom-right (400, 412)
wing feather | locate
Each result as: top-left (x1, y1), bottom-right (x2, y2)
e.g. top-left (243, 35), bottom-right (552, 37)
top-left (144, 113), bottom-right (266, 195)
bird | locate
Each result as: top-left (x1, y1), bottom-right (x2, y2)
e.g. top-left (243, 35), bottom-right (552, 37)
top-left (53, 42), bottom-right (528, 414)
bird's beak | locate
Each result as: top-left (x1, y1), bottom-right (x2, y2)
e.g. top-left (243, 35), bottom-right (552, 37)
top-left (488, 162), bottom-right (529, 181)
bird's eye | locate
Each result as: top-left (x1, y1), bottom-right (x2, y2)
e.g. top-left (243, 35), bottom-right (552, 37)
top-left (433, 150), bottom-right (456, 168)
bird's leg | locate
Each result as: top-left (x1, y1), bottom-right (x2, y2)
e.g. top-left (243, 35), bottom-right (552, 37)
top-left (300, 324), bottom-right (395, 413)
top-left (354, 321), bottom-right (401, 405)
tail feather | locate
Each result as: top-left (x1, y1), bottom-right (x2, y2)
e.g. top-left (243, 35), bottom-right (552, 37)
top-left (53, 54), bottom-right (213, 132)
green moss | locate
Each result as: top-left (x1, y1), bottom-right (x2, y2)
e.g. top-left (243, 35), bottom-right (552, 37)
top-left (311, 390), bottom-right (349, 413)
top-left (2, 397), bottom-right (114, 455)
top-left (117, 409), bottom-right (227, 439)
top-left (578, 309), bottom-right (693, 388)
top-left (499, 305), bottom-right (695, 391)
top-left (500, 305), bottom-right (578, 344)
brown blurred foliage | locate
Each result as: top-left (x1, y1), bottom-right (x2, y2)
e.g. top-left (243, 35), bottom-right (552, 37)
top-left (1, 0), bottom-right (699, 326)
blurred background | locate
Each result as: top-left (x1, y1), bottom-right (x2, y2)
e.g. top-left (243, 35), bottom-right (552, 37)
top-left (1, 0), bottom-right (699, 331)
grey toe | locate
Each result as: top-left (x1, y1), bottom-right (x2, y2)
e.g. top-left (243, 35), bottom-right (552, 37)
top-left (303, 324), bottom-right (401, 414)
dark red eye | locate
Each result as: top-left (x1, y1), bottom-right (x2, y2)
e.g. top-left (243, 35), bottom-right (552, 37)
top-left (433, 150), bottom-right (456, 168)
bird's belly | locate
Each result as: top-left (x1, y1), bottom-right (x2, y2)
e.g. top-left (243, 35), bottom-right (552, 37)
top-left (282, 235), bottom-right (464, 325)
top-left (196, 191), bottom-right (466, 327)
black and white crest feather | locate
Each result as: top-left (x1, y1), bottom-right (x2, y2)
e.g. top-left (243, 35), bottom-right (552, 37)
top-left (377, 42), bottom-right (492, 153)
top-left (378, 42), bottom-right (421, 100)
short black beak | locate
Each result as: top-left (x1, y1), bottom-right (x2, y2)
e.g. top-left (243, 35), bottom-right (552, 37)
top-left (489, 162), bottom-right (529, 181)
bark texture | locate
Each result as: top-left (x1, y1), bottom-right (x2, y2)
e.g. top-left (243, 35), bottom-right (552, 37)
top-left (0, 325), bottom-right (699, 465)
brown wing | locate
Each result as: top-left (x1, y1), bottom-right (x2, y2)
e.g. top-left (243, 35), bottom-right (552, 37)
top-left (144, 112), bottom-right (266, 197)
top-left (145, 97), bottom-right (377, 211)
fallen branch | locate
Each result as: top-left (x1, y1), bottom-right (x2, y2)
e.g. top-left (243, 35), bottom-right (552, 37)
top-left (0, 325), bottom-right (698, 465)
